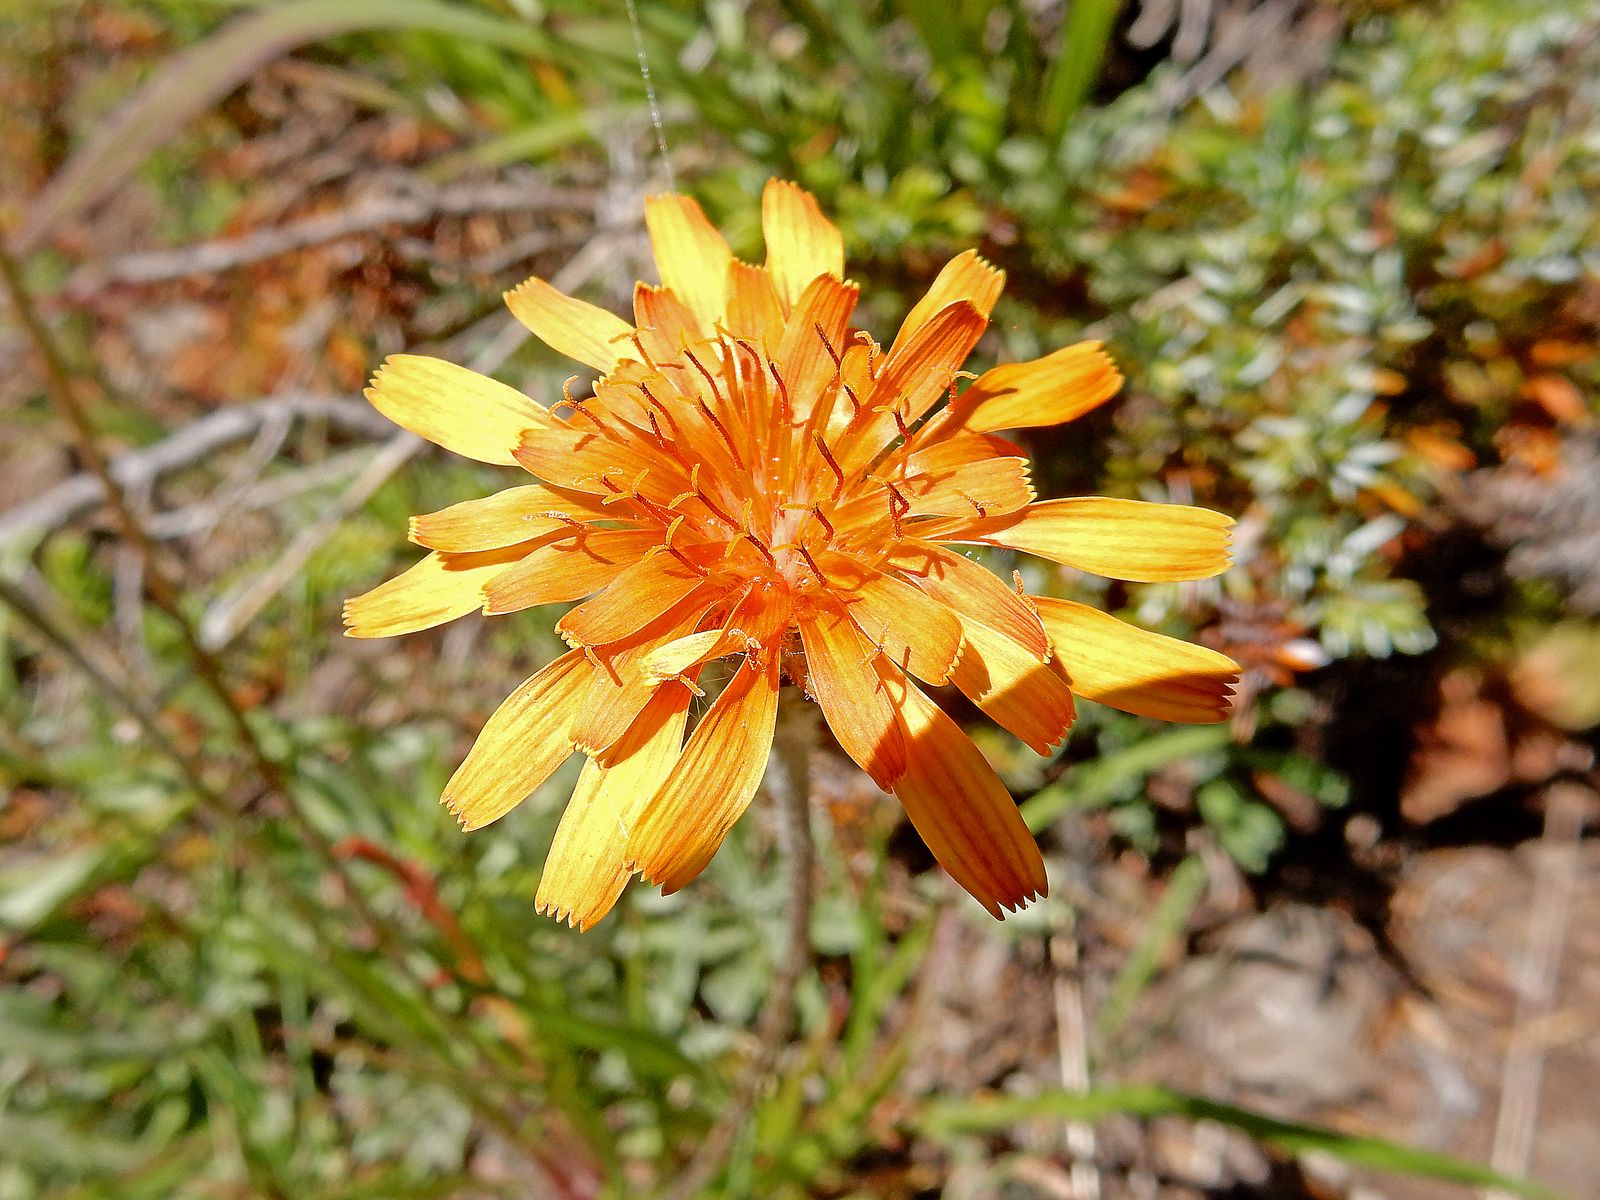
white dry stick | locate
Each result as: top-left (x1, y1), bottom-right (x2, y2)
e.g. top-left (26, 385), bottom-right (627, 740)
top-left (0, 394), bottom-right (388, 547)
top-left (1051, 917), bottom-right (1103, 1200)
top-left (1482, 782), bottom-right (1588, 1200)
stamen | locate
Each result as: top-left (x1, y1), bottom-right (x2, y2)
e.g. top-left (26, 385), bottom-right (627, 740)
top-left (646, 409), bottom-right (668, 449)
top-left (883, 481), bottom-right (910, 538)
top-left (697, 398), bottom-right (744, 467)
top-left (767, 359), bottom-right (793, 425)
top-left (842, 382), bottom-right (862, 417)
top-left (810, 504), bottom-right (835, 540)
top-left (729, 531), bottom-right (778, 569)
top-left (891, 406), bottom-right (910, 440)
top-left (671, 672), bottom-right (707, 698)
top-left (796, 540), bottom-right (826, 582)
top-left (1013, 570), bottom-right (1027, 597)
top-left (684, 349), bottom-right (726, 407)
top-left (813, 434), bottom-right (846, 498)
top-left (958, 490), bottom-right (987, 518)
top-left (814, 323), bottom-right (844, 378)
top-left (851, 329), bottom-right (880, 379)
top-left (629, 332), bottom-right (659, 371)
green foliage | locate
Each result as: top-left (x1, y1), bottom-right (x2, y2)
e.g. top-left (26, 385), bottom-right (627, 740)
top-left (4, 0), bottom-right (1595, 1195)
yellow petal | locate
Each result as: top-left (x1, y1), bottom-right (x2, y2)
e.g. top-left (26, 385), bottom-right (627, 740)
top-left (640, 628), bottom-right (730, 682)
top-left (633, 283), bottom-right (700, 363)
top-left (625, 657), bottom-right (781, 892)
top-left (949, 621), bottom-right (1076, 755)
top-left (409, 484), bottom-right (614, 552)
top-left (365, 355), bottom-right (551, 466)
top-left (773, 275), bottom-right (859, 421)
top-left (841, 301), bottom-right (987, 474)
top-left (482, 529), bottom-right (661, 615)
top-left (535, 685), bottom-right (692, 930)
top-left (887, 249), bottom-right (1005, 360)
top-left (889, 676), bottom-right (1047, 917)
top-left (798, 605), bottom-right (908, 789)
top-left (1035, 597), bottom-right (1239, 723)
top-left (930, 341), bottom-right (1122, 441)
top-left (886, 539), bottom-right (1049, 660)
top-left (725, 261), bottom-right (785, 347)
top-left (761, 179), bottom-right (845, 309)
top-left (441, 650), bottom-right (594, 831)
top-left (343, 545), bottom-right (529, 638)
top-left (955, 498), bottom-right (1234, 583)
top-left (557, 556), bottom-right (710, 648)
top-left (819, 552), bottom-right (963, 685)
top-left (504, 276), bottom-right (636, 374)
top-left (644, 193), bottom-right (733, 332)
top-left (571, 600), bottom-right (713, 755)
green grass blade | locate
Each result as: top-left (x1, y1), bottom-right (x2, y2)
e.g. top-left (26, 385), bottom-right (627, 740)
top-left (1037, 0), bottom-right (1121, 142)
top-left (18, 0), bottom-right (558, 253)
top-left (1092, 853), bottom-right (1207, 1049)
top-left (922, 1085), bottom-right (1562, 1199)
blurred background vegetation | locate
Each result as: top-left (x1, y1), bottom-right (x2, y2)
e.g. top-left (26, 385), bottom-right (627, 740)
top-left (2, 0), bottom-right (1598, 1197)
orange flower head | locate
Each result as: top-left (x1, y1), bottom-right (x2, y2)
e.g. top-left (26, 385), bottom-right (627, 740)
top-left (347, 180), bottom-right (1239, 928)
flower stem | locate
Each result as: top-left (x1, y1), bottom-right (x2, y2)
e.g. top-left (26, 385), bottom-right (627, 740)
top-left (664, 700), bottom-right (817, 1200)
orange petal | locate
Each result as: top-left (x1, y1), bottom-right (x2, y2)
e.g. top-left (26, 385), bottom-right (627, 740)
top-left (365, 355), bottom-right (551, 466)
top-left (949, 621), bottom-right (1076, 755)
top-left (761, 179), bottom-right (845, 309)
top-left (644, 193), bottom-right (733, 332)
top-left (820, 552), bottom-right (963, 684)
top-left (513, 423), bottom-right (688, 501)
top-left (640, 628), bottom-right (728, 682)
top-left (1035, 597), bottom-right (1239, 723)
top-left (937, 341), bottom-right (1122, 437)
top-left (848, 301), bottom-right (987, 464)
top-left (725, 261), bottom-right (785, 347)
top-left (409, 484), bottom-right (615, 552)
top-left (632, 283), bottom-right (700, 364)
top-left (504, 276), bottom-right (635, 374)
top-left (774, 275), bottom-right (859, 421)
top-left (887, 250), bottom-right (1005, 360)
top-left (885, 539), bottom-right (1049, 660)
top-left (558, 555), bottom-right (709, 648)
top-left (798, 606), bottom-right (908, 789)
top-left (953, 498), bottom-right (1234, 583)
top-left (625, 657), bottom-right (781, 892)
top-left (570, 599), bottom-right (713, 755)
top-left (343, 544), bottom-right (530, 638)
top-left (889, 675), bottom-right (1047, 917)
top-left (899, 450), bottom-right (1034, 520)
top-left (441, 650), bottom-right (593, 831)
top-left (836, 300), bottom-right (989, 477)
top-left (481, 528), bottom-right (661, 615)
top-left (535, 685), bottom-right (692, 930)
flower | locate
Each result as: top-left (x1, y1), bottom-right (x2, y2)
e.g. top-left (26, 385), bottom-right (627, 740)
top-left (346, 180), bottom-right (1239, 929)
